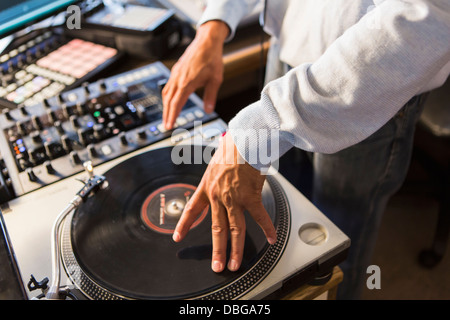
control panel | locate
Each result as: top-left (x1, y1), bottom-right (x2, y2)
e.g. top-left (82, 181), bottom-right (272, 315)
top-left (0, 30), bottom-right (120, 109)
top-left (0, 62), bottom-right (217, 200)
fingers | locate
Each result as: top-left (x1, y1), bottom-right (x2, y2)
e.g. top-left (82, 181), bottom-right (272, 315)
top-left (173, 188), bottom-right (208, 242)
top-left (246, 201), bottom-right (277, 245)
top-left (202, 77), bottom-right (222, 113)
top-left (162, 81), bottom-right (194, 130)
top-left (226, 206), bottom-right (246, 272)
top-left (161, 85), bottom-right (171, 129)
top-left (174, 190), bottom-right (276, 273)
top-left (210, 200), bottom-right (229, 273)
top-left (163, 77), bottom-right (220, 129)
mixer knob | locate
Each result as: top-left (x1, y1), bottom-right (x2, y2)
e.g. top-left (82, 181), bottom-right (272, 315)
top-left (35, 46), bottom-right (44, 59)
top-left (44, 160), bottom-right (56, 174)
top-left (93, 124), bottom-right (105, 141)
top-left (119, 132), bottom-right (128, 146)
top-left (70, 151), bottom-right (81, 164)
top-left (2, 109), bottom-right (13, 121)
top-left (55, 93), bottom-right (65, 106)
top-left (44, 141), bottom-right (60, 159)
top-left (26, 168), bottom-right (38, 182)
top-left (27, 149), bottom-right (39, 165)
top-left (25, 50), bottom-right (35, 63)
top-left (31, 115), bottom-right (43, 130)
top-left (19, 105), bottom-right (29, 116)
top-left (76, 102), bottom-right (89, 115)
top-left (136, 105), bottom-right (147, 120)
top-left (98, 79), bottom-right (107, 93)
top-left (70, 115), bottom-right (80, 129)
top-left (157, 79), bottom-right (168, 93)
top-left (87, 144), bottom-right (98, 158)
top-left (62, 104), bottom-right (74, 118)
top-left (61, 135), bottom-right (72, 152)
top-left (106, 122), bottom-right (117, 134)
top-left (54, 120), bottom-right (65, 134)
top-left (17, 157), bottom-right (28, 171)
top-left (16, 121), bottom-right (27, 136)
top-left (30, 131), bottom-right (41, 143)
top-left (17, 55), bottom-right (25, 68)
top-left (47, 109), bottom-right (58, 124)
top-left (77, 128), bottom-right (91, 146)
top-left (82, 82), bottom-right (91, 97)
top-left (137, 128), bottom-right (147, 140)
top-left (42, 98), bottom-right (51, 109)
top-left (6, 60), bottom-right (14, 73)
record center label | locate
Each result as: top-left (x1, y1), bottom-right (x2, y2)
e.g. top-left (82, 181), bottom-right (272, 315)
top-left (140, 183), bottom-right (208, 234)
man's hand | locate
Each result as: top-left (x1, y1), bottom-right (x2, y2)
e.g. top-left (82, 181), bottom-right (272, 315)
top-left (172, 133), bottom-right (277, 273)
top-left (162, 21), bottom-right (229, 130)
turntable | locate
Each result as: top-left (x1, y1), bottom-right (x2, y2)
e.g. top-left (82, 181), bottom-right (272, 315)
top-left (0, 63), bottom-right (350, 300)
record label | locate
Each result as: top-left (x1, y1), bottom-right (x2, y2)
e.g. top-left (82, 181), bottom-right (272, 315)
top-left (140, 183), bottom-right (208, 234)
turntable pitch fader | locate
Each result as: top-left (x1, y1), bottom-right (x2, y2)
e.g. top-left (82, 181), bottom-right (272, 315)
top-left (0, 62), bottom-right (350, 300)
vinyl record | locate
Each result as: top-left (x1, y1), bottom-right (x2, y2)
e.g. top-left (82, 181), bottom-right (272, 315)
top-left (61, 145), bottom-right (290, 299)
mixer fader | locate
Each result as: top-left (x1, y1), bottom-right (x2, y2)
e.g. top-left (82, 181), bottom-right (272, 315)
top-left (0, 62), bottom-right (218, 201)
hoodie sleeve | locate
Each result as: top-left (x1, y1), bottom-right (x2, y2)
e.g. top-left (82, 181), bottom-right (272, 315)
top-left (228, 0), bottom-right (450, 172)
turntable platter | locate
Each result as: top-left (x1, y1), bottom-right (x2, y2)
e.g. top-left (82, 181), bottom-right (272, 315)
top-left (61, 146), bottom-right (290, 300)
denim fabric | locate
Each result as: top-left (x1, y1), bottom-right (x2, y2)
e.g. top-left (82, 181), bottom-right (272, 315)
top-left (311, 93), bottom-right (427, 299)
top-left (267, 39), bottom-right (428, 299)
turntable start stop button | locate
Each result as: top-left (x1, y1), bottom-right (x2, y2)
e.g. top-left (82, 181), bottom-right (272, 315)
top-left (298, 223), bottom-right (328, 245)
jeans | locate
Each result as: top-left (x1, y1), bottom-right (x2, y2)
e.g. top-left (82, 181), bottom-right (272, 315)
top-left (266, 37), bottom-right (428, 299)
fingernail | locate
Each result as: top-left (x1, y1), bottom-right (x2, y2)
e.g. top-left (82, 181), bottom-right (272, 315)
top-left (205, 104), bottom-right (214, 113)
top-left (268, 237), bottom-right (277, 245)
top-left (212, 261), bottom-right (223, 273)
top-left (172, 231), bottom-right (180, 242)
top-left (228, 259), bottom-right (239, 271)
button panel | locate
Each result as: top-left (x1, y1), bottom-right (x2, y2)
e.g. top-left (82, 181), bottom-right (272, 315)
top-left (0, 62), bottom-right (218, 195)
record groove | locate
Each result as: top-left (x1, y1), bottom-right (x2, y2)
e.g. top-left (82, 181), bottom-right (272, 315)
top-left (61, 146), bottom-right (290, 299)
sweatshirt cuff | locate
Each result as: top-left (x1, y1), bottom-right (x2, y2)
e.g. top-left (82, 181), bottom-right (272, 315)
top-left (228, 100), bottom-right (294, 174)
top-left (197, 1), bottom-right (249, 42)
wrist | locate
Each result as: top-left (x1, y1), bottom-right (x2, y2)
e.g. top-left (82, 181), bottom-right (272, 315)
top-left (197, 20), bottom-right (229, 45)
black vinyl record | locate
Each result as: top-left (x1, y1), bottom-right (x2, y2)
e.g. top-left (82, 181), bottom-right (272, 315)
top-left (61, 145), bottom-right (290, 300)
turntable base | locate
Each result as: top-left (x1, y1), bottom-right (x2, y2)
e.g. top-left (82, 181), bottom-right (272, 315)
top-left (267, 266), bottom-right (344, 300)
top-left (2, 119), bottom-right (350, 300)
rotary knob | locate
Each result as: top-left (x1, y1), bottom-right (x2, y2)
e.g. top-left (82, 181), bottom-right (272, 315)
top-left (47, 109), bottom-right (58, 124)
top-left (30, 131), bottom-right (41, 143)
top-left (93, 124), bottom-right (105, 141)
top-left (61, 135), bottom-right (72, 152)
top-left (44, 160), bottom-right (56, 174)
top-left (87, 144), bottom-right (98, 158)
top-left (26, 168), bottom-right (38, 182)
top-left (31, 115), bottom-right (43, 130)
top-left (119, 132), bottom-right (128, 146)
top-left (137, 128), bottom-right (147, 140)
top-left (70, 151), bottom-right (81, 164)
top-left (70, 115), bottom-right (80, 129)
